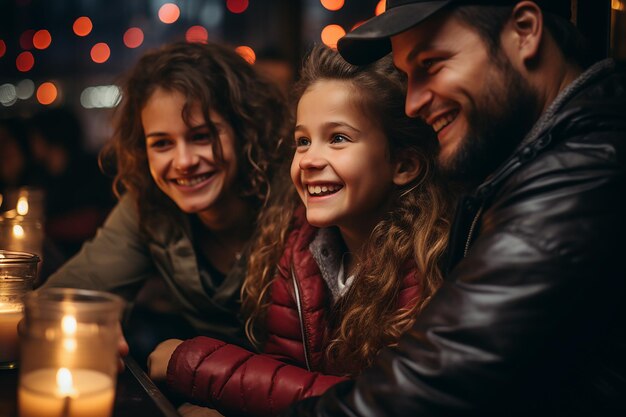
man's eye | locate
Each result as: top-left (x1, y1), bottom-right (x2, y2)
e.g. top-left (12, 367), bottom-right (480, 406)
top-left (295, 137), bottom-right (310, 147)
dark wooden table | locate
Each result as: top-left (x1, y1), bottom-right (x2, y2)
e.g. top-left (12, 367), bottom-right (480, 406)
top-left (0, 357), bottom-right (180, 417)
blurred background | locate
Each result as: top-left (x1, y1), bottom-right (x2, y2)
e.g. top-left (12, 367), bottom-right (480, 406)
top-left (0, 0), bottom-right (624, 276)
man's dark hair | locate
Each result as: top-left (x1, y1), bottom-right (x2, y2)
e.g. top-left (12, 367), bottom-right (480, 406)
top-left (452, 5), bottom-right (592, 68)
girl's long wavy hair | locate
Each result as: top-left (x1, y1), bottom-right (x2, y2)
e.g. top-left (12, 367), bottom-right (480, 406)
top-left (100, 41), bottom-right (290, 231)
top-left (242, 45), bottom-right (454, 376)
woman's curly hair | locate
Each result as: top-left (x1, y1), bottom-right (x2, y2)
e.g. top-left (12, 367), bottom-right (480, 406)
top-left (242, 45), bottom-right (456, 375)
top-left (100, 41), bottom-right (290, 231)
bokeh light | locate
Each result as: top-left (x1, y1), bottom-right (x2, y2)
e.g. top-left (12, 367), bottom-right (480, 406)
top-left (158, 3), bottom-right (181, 24)
top-left (19, 29), bottom-right (35, 50)
top-left (227, 0), bottom-right (249, 14)
top-left (0, 84), bottom-right (17, 107)
top-left (36, 82), bottom-right (58, 105)
top-left (321, 0), bottom-right (344, 11)
top-left (321, 24), bottom-right (346, 49)
top-left (375, 0), bottom-right (386, 16)
top-left (33, 29), bottom-right (52, 50)
top-left (123, 27), bottom-right (144, 48)
top-left (235, 45), bottom-right (256, 64)
top-left (73, 17), bottom-right (93, 37)
top-left (16, 79), bottom-right (35, 100)
top-left (16, 51), bottom-right (35, 72)
top-left (90, 42), bottom-right (111, 63)
top-left (186, 26), bottom-right (209, 43)
top-left (0, 40), bottom-right (6, 58)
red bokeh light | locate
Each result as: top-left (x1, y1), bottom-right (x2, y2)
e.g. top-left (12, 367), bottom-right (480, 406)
top-left (0, 40), bottom-right (6, 58)
top-left (321, 0), bottom-right (344, 11)
top-left (16, 51), bottom-right (35, 72)
top-left (158, 3), bottom-right (181, 24)
top-left (375, 0), bottom-right (386, 16)
top-left (90, 42), bottom-right (111, 64)
top-left (37, 82), bottom-right (58, 105)
top-left (227, 0), bottom-right (249, 14)
top-left (73, 17), bottom-right (93, 37)
top-left (185, 26), bottom-right (209, 43)
top-left (235, 45), bottom-right (256, 64)
top-left (33, 29), bottom-right (52, 50)
top-left (123, 27), bottom-right (144, 48)
top-left (321, 24), bottom-right (346, 49)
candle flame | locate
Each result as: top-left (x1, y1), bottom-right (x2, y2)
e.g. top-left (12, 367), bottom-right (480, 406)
top-left (17, 197), bottom-right (29, 216)
top-left (56, 368), bottom-right (74, 395)
top-left (61, 315), bottom-right (77, 335)
top-left (12, 224), bottom-right (25, 239)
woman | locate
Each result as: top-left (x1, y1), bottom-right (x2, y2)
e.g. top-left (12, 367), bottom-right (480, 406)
top-left (42, 41), bottom-right (290, 363)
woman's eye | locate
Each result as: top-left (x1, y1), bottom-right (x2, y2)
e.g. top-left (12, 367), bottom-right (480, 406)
top-left (295, 137), bottom-right (310, 147)
top-left (331, 134), bottom-right (349, 144)
top-left (148, 139), bottom-right (172, 149)
top-left (191, 132), bottom-right (212, 142)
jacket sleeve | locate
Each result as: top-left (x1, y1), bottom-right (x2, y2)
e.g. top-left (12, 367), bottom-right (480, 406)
top-left (283, 129), bottom-right (626, 416)
top-left (166, 336), bottom-right (347, 417)
top-left (42, 195), bottom-right (155, 299)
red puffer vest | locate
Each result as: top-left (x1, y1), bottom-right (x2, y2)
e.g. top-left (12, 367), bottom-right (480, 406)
top-left (166, 211), bottom-right (421, 417)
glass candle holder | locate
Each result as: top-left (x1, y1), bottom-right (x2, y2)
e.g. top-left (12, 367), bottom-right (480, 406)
top-left (0, 250), bottom-right (39, 370)
top-left (18, 288), bottom-right (125, 417)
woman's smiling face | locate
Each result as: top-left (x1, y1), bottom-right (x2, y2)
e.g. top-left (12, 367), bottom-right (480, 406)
top-left (142, 87), bottom-right (239, 214)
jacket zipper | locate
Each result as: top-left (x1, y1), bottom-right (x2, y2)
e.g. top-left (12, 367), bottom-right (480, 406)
top-left (464, 206), bottom-right (483, 257)
top-left (291, 265), bottom-right (312, 371)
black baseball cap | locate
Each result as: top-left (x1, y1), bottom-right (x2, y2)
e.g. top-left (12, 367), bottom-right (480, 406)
top-left (337, 0), bottom-right (572, 65)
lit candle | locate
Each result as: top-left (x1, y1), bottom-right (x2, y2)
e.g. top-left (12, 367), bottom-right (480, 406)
top-left (18, 367), bottom-right (115, 417)
top-left (0, 302), bottom-right (23, 367)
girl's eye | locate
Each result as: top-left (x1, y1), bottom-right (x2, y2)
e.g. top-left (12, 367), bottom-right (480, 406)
top-left (295, 137), bottom-right (310, 147)
top-left (330, 134), bottom-right (349, 144)
top-left (421, 58), bottom-right (443, 73)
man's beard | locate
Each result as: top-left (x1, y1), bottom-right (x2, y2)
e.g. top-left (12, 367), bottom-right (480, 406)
top-left (439, 57), bottom-right (540, 186)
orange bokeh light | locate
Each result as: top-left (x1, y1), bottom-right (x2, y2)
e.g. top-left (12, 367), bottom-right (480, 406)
top-left (90, 42), bottom-right (111, 63)
top-left (0, 40), bottom-right (6, 58)
top-left (321, 24), bottom-right (346, 49)
top-left (16, 51), bottom-right (35, 72)
top-left (123, 27), bottom-right (144, 48)
top-left (33, 29), bottom-right (52, 50)
top-left (321, 0), bottom-right (344, 11)
top-left (36, 82), bottom-right (58, 105)
top-left (235, 45), bottom-right (256, 64)
top-left (185, 26), bottom-right (209, 43)
top-left (375, 0), bottom-right (386, 16)
top-left (158, 3), bottom-right (180, 24)
top-left (73, 17), bottom-right (93, 37)
top-left (227, 0), bottom-right (249, 14)
top-left (19, 29), bottom-right (35, 50)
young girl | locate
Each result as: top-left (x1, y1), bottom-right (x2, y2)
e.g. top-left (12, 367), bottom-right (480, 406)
top-left (42, 41), bottom-right (290, 363)
top-left (148, 45), bottom-right (452, 416)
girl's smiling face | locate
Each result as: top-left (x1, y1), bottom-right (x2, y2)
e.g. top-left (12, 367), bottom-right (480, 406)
top-left (291, 80), bottom-right (401, 235)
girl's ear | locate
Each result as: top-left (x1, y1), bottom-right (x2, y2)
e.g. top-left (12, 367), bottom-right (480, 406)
top-left (393, 152), bottom-right (422, 186)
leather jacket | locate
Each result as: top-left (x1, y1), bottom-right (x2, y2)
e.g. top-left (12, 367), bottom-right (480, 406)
top-left (166, 210), bottom-right (422, 417)
top-left (284, 59), bottom-right (626, 417)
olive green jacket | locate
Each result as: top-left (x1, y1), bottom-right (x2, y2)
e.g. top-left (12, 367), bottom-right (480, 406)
top-left (43, 194), bottom-right (245, 341)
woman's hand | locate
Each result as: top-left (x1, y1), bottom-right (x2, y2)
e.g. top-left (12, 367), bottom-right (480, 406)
top-left (147, 338), bottom-right (184, 381)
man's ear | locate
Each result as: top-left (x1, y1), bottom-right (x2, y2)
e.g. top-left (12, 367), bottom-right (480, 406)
top-left (393, 152), bottom-right (422, 186)
top-left (502, 1), bottom-right (544, 67)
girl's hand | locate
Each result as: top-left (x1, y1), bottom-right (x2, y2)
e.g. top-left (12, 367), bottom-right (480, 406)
top-left (147, 338), bottom-right (184, 381)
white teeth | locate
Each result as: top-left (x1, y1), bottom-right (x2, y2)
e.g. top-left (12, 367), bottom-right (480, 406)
top-left (307, 184), bottom-right (341, 196)
top-left (432, 112), bottom-right (457, 133)
top-left (175, 173), bottom-right (211, 186)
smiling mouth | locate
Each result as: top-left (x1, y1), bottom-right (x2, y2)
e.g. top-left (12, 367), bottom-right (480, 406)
top-left (432, 110), bottom-right (459, 133)
top-left (173, 172), bottom-right (215, 186)
top-left (307, 184), bottom-right (343, 197)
